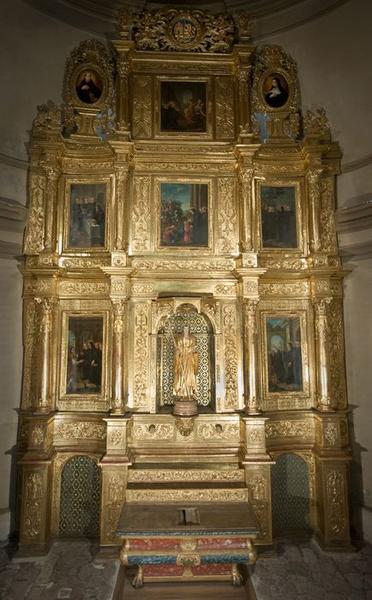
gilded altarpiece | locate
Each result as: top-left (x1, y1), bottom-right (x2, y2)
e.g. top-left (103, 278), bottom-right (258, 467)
top-left (17, 8), bottom-right (351, 559)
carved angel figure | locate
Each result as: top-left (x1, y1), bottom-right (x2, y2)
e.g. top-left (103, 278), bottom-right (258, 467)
top-left (173, 326), bottom-right (199, 399)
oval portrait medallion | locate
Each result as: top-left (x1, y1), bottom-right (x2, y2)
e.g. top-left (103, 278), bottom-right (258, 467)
top-left (75, 69), bottom-right (103, 105)
top-left (262, 73), bottom-right (289, 109)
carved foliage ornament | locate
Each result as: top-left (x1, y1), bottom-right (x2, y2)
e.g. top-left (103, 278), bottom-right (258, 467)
top-left (33, 100), bottom-right (62, 132)
top-left (24, 175), bottom-right (46, 255)
top-left (24, 472), bottom-right (43, 539)
top-left (129, 10), bottom-right (235, 53)
top-left (303, 108), bottom-right (331, 140)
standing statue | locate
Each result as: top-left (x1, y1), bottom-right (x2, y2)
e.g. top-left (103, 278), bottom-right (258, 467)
top-left (172, 326), bottom-right (199, 416)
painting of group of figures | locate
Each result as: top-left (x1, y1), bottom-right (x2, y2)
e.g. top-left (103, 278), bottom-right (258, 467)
top-left (66, 317), bottom-right (103, 394)
top-left (161, 81), bottom-right (207, 133)
top-left (160, 182), bottom-right (208, 247)
top-left (261, 185), bottom-right (297, 249)
top-left (68, 183), bottom-right (106, 248)
top-left (266, 317), bottom-right (303, 393)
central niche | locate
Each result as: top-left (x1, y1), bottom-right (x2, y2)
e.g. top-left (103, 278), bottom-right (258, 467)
top-left (156, 305), bottom-right (215, 411)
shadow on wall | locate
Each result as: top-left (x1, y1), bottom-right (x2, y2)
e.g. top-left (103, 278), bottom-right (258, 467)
top-left (348, 404), bottom-right (367, 545)
top-left (5, 440), bottom-right (19, 546)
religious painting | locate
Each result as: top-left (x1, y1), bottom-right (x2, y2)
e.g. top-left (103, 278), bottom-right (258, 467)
top-left (160, 81), bottom-right (207, 133)
top-left (266, 317), bottom-right (303, 393)
top-left (260, 185), bottom-right (297, 248)
top-left (68, 183), bottom-right (106, 248)
top-left (75, 69), bottom-right (103, 104)
top-left (262, 73), bottom-right (289, 109)
top-left (65, 317), bottom-right (103, 395)
top-left (160, 182), bottom-right (209, 247)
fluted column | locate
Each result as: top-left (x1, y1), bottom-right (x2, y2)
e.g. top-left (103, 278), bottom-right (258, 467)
top-left (114, 41), bottom-right (134, 137)
top-left (240, 166), bottom-right (254, 253)
top-left (234, 46), bottom-right (254, 142)
top-left (313, 297), bottom-right (334, 411)
top-left (35, 297), bottom-right (55, 412)
top-left (307, 166), bottom-right (323, 253)
top-left (111, 299), bottom-right (127, 414)
top-left (114, 165), bottom-right (128, 252)
top-left (243, 298), bottom-right (260, 414)
top-left (42, 161), bottom-right (60, 252)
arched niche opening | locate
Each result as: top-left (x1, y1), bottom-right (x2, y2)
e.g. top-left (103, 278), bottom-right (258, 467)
top-left (59, 455), bottom-right (101, 538)
top-left (271, 453), bottom-right (311, 537)
top-left (156, 304), bottom-right (215, 412)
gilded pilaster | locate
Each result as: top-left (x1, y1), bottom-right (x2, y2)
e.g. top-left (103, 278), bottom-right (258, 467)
top-left (19, 465), bottom-right (51, 551)
top-left (34, 297), bottom-right (57, 413)
top-left (41, 160), bottom-right (60, 252)
top-left (234, 45), bottom-right (254, 142)
top-left (113, 41), bottom-right (134, 138)
top-left (111, 299), bottom-right (127, 414)
top-left (113, 165), bottom-right (128, 252)
top-left (242, 298), bottom-right (260, 414)
top-left (312, 294), bottom-right (347, 412)
top-left (315, 458), bottom-right (351, 550)
top-left (24, 170), bottom-right (46, 255)
top-left (306, 164), bottom-right (322, 253)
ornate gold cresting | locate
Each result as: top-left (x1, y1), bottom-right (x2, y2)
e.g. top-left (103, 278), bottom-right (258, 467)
top-left (17, 7), bottom-right (352, 558)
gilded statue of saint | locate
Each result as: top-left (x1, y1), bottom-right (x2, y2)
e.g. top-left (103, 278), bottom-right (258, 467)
top-left (173, 326), bottom-right (199, 400)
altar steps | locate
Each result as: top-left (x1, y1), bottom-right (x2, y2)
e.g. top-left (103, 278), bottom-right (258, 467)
top-left (126, 466), bottom-right (248, 503)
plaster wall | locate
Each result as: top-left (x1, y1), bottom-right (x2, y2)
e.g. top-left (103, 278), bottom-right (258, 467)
top-left (260, 0), bottom-right (372, 207)
top-left (343, 259), bottom-right (372, 542)
top-left (0, 0), bottom-right (371, 542)
top-left (0, 259), bottom-right (23, 539)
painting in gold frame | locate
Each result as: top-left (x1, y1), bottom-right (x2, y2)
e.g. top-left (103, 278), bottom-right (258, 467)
top-left (257, 181), bottom-right (303, 252)
top-left (68, 183), bottom-right (106, 249)
top-left (156, 77), bottom-right (212, 138)
top-left (260, 311), bottom-right (311, 409)
top-left (62, 178), bottom-right (111, 253)
top-left (156, 178), bottom-right (212, 252)
top-left (266, 316), bottom-right (302, 392)
top-left (59, 312), bottom-right (109, 406)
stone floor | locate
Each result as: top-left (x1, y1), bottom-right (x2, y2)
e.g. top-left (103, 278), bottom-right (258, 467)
top-left (0, 538), bottom-right (371, 599)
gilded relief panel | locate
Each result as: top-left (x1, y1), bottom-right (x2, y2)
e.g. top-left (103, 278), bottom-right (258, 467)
top-left (132, 75), bottom-right (153, 139)
top-left (221, 301), bottom-right (243, 411)
top-left (216, 177), bottom-right (238, 255)
top-left (130, 300), bottom-right (152, 411)
top-left (215, 76), bottom-right (235, 139)
top-left (130, 176), bottom-right (152, 253)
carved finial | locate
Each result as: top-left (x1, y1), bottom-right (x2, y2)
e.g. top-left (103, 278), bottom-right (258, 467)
top-left (303, 108), bottom-right (331, 141)
top-left (236, 11), bottom-right (253, 42)
top-left (117, 8), bottom-right (132, 39)
top-left (32, 101), bottom-right (61, 132)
